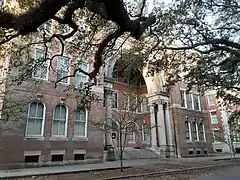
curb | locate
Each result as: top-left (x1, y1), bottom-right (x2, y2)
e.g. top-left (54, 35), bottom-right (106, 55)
top-left (100, 163), bottom-right (239, 180)
top-left (1, 166), bottom-right (132, 179)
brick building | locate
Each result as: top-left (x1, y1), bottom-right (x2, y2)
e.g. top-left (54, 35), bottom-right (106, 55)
top-left (0, 0), bottom-right (215, 169)
top-left (205, 91), bottom-right (240, 153)
top-left (170, 84), bottom-right (213, 157)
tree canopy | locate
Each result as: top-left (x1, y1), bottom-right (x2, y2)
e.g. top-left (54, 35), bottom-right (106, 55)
top-left (0, 0), bottom-right (239, 105)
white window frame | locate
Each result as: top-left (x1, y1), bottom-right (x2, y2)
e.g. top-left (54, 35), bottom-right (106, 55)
top-left (32, 48), bottom-right (49, 80)
top-left (185, 121), bottom-right (192, 141)
top-left (43, 20), bottom-right (53, 34)
top-left (193, 94), bottom-right (201, 111)
top-left (52, 104), bottom-right (68, 137)
top-left (112, 92), bottom-right (118, 110)
top-left (212, 128), bottom-right (221, 143)
top-left (139, 95), bottom-right (147, 113)
top-left (142, 124), bottom-right (150, 143)
top-left (188, 92), bottom-right (194, 110)
top-left (25, 102), bottom-right (46, 138)
top-left (195, 122), bottom-right (199, 141)
top-left (123, 95), bottom-right (129, 111)
top-left (210, 111), bottom-right (218, 124)
top-left (198, 122), bottom-right (206, 141)
top-left (75, 60), bottom-right (89, 87)
top-left (192, 122), bottom-right (198, 141)
top-left (180, 89), bottom-right (187, 108)
top-left (207, 94), bottom-right (215, 106)
top-left (129, 95), bottom-right (137, 112)
top-left (128, 131), bottom-right (136, 143)
top-left (74, 109), bottom-right (88, 138)
top-left (56, 56), bottom-right (70, 85)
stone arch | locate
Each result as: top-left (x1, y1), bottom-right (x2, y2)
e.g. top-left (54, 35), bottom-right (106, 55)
top-left (105, 55), bottom-right (165, 94)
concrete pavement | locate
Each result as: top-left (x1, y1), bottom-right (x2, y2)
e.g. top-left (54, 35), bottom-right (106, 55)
top-left (196, 166), bottom-right (240, 180)
top-left (0, 154), bottom-right (239, 178)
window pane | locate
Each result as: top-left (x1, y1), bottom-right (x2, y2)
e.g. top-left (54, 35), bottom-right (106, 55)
top-left (35, 119), bottom-right (42, 135)
top-left (54, 106), bottom-right (61, 119)
top-left (76, 109), bottom-right (86, 121)
top-left (26, 119), bottom-right (35, 135)
top-left (74, 122), bottom-right (85, 137)
top-left (36, 103), bottom-right (44, 118)
top-left (59, 121), bottom-right (65, 136)
top-left (29, 103), bottom-right (37, 117)
top-left (188, 93), bottom-right (193, 109)
top-left (180, 90), bottom-right (186, 107)
top-left (52, 121), bottom-right (59, 136)
top-left (60, 105), bottom-right (66, 120)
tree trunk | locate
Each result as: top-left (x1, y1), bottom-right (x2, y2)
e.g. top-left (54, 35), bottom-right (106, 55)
top-left (119, 131), bottom-right (123, 172)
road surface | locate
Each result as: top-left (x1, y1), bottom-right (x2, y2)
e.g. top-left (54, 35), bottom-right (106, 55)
top-left (196, 166), bottom-right (240, 180)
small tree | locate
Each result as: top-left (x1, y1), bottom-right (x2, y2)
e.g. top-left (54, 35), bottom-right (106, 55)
top-left (92, 91), bottom-right (150, 172)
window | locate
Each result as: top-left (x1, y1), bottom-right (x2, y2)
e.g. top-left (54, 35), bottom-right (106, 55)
top-left (60, 24), bottom-right (72, 35)
top-left (188, 150), bottom-right (193, 155)
top-left (26, 102), bottom-right (45, 137)
top-left (123, 95), bottom-right (129, 111)
top-left (32, 49), bottom-right (48, 79)
top-left (74, 108), bottom-right (87, 137)
top-left (216, 149), bottom-right (222, 153)
top-left (24, 156), bottom-right (39, 163)
top-left (76, 62), bottom-right (88, 86)
top-left (112, 92), bottom-right (118, 109)
top-left (56, 56), bottom-right (69, 84)
top-left (196, 150), bottom-right (201, 155)
top-left (192, 122), bottom-right (198, 141)
top-left (210, 112), bottom-right (218, 124)
top-left (52, 105), bottom-right (67, 136)
top-left (213, 129), bottom-right (220, 142)
top-left (198, 123), bottom-right (206, 141)
top-left (140, 96), bottom-right (147, 112)
top-left (128, 131), bottom-right (135, 142)
top-left (180, 90), bottom-right (186, 107)
top-left (40, 20), bottom-right (52, 34)
top-left (193, 94), bottom-right (200, 111)
top-left (51, 154), bottom-right (64, 162)
top-left (204, 150), bottom-right (208, 154)
top-left (0, 0), bottom-right (4, 7)
top-left (129, 95), bottom-right (137, 112)
top-left (142, 124), bottom-right (150, 143)
top-left (207, 94), bottom-right (215, 106)
top-left (188, 93), bottom-right (193, 109)
top-left (185, 121), bottom-right (191, 140)
top-left (74, 154), bottom-right (85, 160)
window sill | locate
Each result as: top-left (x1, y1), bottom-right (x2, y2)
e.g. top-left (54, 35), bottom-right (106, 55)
top-left (213, 142), bottom-right (222, 144)
top-left (186, 140), bottom-right (193, 143)
top-left (25, 136), bottom-right (44, 140)
top-left (72, 137), bottom-right (88, 141)
top-left (31, 77), bottom-right (48, 81)
top-left (50, 137), bottom-right (68, 141)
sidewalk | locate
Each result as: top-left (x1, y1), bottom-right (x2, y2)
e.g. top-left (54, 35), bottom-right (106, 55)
top-left (0, 154), bottom-right (239, 178)
top-left (0, 159), bottom-right (159, 178)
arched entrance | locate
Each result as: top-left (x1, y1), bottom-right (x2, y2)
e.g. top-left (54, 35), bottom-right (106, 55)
top-left (103, 55), bottom-right (174, 159)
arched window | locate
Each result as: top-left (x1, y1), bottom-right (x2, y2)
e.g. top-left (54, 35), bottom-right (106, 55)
top-left (52, 105), bottom-right (67, 136)
top-left (185, 121), bottom-right (191, 141)
top-left (198, 122), bottom-right (206, 141)
top-left (74, 108), bottom-right (87, 137)
top-left (26, 102), bottom-right (45, 136)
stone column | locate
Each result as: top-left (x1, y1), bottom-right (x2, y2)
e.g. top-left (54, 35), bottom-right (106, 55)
top-left (150, 105), bottom-right (157, 147)
top-left (104, 89), bottom-right (115, 161)
top-left (165, 103), bottom-right (174, 157)
top-left (157, 103), bottom-right (167, 157)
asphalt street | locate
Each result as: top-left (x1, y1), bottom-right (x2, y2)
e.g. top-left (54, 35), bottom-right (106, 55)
top-left (196, 166), bottom-right (240, 180)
